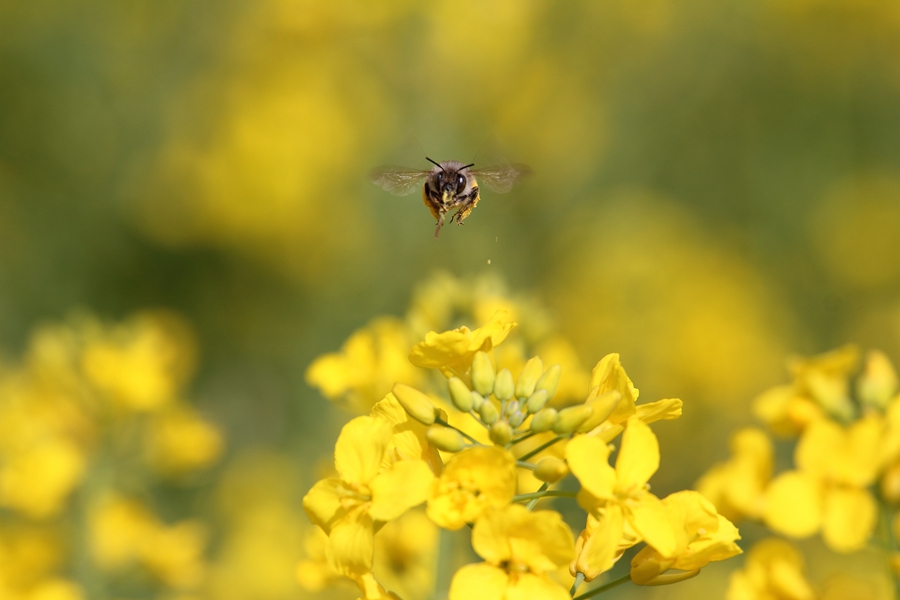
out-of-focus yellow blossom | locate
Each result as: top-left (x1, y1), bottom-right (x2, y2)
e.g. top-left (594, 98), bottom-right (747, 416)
top-left (303, 416), bottom-right (434, 576)
top-left (0, 438), bottom-right (86, 519)
top-left (144, 404), bottom-right (223, 476)
top-left (81, 311), bottom-right (195, 412)
top-left (764, 416), bottom-right (881, 552)
top-left (295, 528), bottom-right (336, 592)
top-left (754, 345), bottom-right (860, 434)
top-left (696, 428), bottom-right (773, 522)
top-left (306, 318), bottom-right (424, 412)
top-left (858, 350), bottom-right (899, 409)
top-left (408, 309), bottom-right (516, 378)
top-left (427, 446), bottom-right (517, 530)
top-left (90, 495), bottom-right (208, 589)
top-left (0, 526), bottom-right (83, 600)
top-left (449, 504), bottom-right (574, 600)
top-left (372, 510), bottom-right (438, 600)
top-left (567, 419), bottom-right (676, 580)
top-left (726, 538), bottom-right (815, 600)
top-left (353, 572), bottom-right (402, 600)
top-left (630, 490), bottom-right (741, 586)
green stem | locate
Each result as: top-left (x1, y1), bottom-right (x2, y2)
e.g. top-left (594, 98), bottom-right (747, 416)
top-left (880, 499), bottom-right (900, 600)
top-left (526, 482), bottom-right (550, 510)
top-left (513, 489), bottom-right (577, 503)
top-left (517, 461), bottom-right (536, 470)
top-left (570, 572), bottom-right (585, 596)
top-left (572, 574), bottom-right (632, 600)
top-left (435, 418), bottom-right (482, 445)
top-left (510, 431), bottom-right (536, 446)
top-left (519, 435), bottom-right (566, 462)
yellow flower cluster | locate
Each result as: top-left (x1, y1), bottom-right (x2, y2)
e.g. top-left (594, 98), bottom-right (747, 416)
top-left (698, 346), bottom-right (900, 598)
top-left (302, 309), bottom-right (742, 599)
top-left (0, 311), bottom-right (223, 599)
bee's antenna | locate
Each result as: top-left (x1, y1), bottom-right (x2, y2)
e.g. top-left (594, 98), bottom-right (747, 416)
top-left (426, 157), bottom-right (443, 170)
top-left (461, 163), bottom-right (475, 170)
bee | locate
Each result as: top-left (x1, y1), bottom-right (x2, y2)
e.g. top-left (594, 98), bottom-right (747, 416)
top-left (370, 157), bottom-right (531, 238)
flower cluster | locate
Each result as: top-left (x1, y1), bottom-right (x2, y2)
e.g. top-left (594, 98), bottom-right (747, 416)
top-left (302, 310), bottom-right (742, 599)
top-left (0, 311), bottom-right (223, 599)
top-left (697, 345), bottom-right (900, 598)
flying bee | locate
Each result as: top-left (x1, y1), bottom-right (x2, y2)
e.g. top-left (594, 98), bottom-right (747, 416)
top-left (370, 157), bottom-right (531, 238)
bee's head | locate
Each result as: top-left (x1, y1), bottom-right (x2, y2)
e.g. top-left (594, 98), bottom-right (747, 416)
top-left (427, 158), bottom-right (473, 197)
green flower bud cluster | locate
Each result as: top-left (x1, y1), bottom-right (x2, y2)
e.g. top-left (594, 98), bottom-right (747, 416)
top-left (444, 352), bottom-right (563, 448)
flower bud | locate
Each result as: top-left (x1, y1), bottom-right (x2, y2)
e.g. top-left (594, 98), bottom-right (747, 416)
top-left (508, 411), bottom-right (526, 429)
top-left (883, 463), bottom-right (900, 505)
top-left (426, 425), bottom-right (465, 452)
top-left (392, 384), bottom-right (437, 425)
top-left (448, 377), bottom-right (473, 412)
top-left (524, 389), bottom-right (549, 414)
top-left (576, 391), bottom-right (621, 433)
top-left (470, 391), bottom-right (485, 411)
top-left (471, 351), bottom-right (496, 397)
top-left (515, 357), bottom-right (544, 399)
top-left (535, 364), bottom-right (561, 400)
top-left (530, 408), bottom-right (558, 433)
top-left (505, 399), bottom-right (520, 417)
top-left (494, 369), bottom-right (515, 402)
top-left (534, 457), bottom-right (569, 483)
top-left (553, 405), bottom-right (594, 434)
top-left (479, 400), bottom-right (499, 424)
top-left (490, 421), bottom-right (513, 446)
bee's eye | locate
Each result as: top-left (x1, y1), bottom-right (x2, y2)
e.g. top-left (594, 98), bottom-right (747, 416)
top-left (435, 172), bottom-right (443, 184)
top-left (456, 174), bottom-right (466, 193)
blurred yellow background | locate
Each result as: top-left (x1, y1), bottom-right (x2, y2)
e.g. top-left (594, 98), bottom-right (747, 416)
top-left (2, 0), bottom-right (900, 598)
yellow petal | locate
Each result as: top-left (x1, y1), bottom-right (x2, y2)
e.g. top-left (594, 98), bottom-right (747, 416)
top-left (472, 505), bottom-right (574, 572)
top-left (302, 477), bottom-right (345, 534)
top-left (370, 459), bottom-right (435, 522)
top-left (566, 435), bottom-right (615, 500)
top-left (634, 398), bottom-right (682, 423)
top-left (763, 471), bottom-right (822, 538)
top-left (626, 493), bottom-right (676, 557)
top-left (326, 508), bottom-right (375, 577)
top-left (588, 354), bottom-right (638, 423)
top-left (449, 563), bottom-right (508, 600)
top-left (821, 487), bottom-right (877, 553)
top-left (335, 416), bottom-right (393, 486)
top-left (616, 418), bottom-right (659, 491)
top-left (507, 572), bottom-right (571, 600)
top-left (572, 504), bottom-right (625, 581)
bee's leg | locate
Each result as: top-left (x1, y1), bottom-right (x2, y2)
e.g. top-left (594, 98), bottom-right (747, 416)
top-left (434, 212), bottom-right (446, 238)
top-left (452, 188), bottom-right (480, 225)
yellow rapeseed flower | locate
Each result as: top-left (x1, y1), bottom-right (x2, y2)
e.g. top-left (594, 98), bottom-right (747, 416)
top-left (303, 416), bottom-right (435, 576)
top-left (144, 405), bottom-right (224, 476)
top-left (630, 490), bottom-right (741, 586)
top-left (448, 504), bottom-right (574, 600)
top-left (427, 446), bottom-right (517, 530)
top-left (764, 416), bottom-right (880, 552)
top-left (408, 310), bottom-right (516, 378)
top-left (567, 418), bottom-right (676, 580)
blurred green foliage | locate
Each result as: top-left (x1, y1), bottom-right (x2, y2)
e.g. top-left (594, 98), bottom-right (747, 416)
top-left (2, 0), bottom-right (900, 598)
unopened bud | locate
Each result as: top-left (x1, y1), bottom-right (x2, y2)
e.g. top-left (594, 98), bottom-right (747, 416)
top-left (470, 391), bottom-right (485, 411)
top-left (508, 410), bottom-right (526, 428)
top-left (534, 457), bottom-right (569, 483)
top-left (479, 400), bottom-right (499, 424)
top-left (535, 365), bottom-right (562, 400)
top-left (471, 351), bottom-right (496, 397)
top-left (883, 463), bottom-right (900, 505)
top-left (515, 357), bottom-right (544, 399)
top-left (524, 389), bottom-right (549, 413)
top-left (530, 408), bottom-right (558, 433)
top-left (505, 399), bottom-right (520, 417)
top-left (392, 384), bottom-right (437, 425)
top-left (553, 405), bottom-right (594, 434)
top-left (494, 369), bottom-right (515, 402)
top-left (426, 425), bottom-right (465, 452)
top-left (490, 421), bottom-right (513, 446)
top-left (448, 377), bottom-right (473, 412)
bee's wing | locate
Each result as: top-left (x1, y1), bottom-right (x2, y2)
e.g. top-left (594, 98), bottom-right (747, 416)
top-left (369, 166), bottom-right (431, 196)
top-left (470, 163), bottom-right (532, 194)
